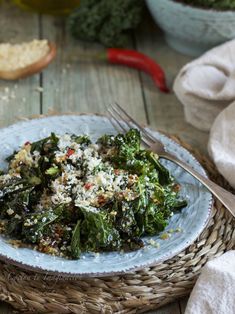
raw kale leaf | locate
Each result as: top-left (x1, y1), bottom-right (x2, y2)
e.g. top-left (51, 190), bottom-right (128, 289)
top-left (69, 0), bottom-right (144, 47)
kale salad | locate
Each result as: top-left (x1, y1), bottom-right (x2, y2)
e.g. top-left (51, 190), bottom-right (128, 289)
top-left (0, 129), bottom-right (186, 259)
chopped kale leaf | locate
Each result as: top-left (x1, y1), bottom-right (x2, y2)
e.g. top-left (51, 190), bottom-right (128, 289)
top-left (0, 129), bottom-right (186, 258)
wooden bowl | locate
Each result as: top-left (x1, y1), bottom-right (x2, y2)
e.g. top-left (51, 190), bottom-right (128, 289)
top-left (0, 42), bottom-right (56, 80)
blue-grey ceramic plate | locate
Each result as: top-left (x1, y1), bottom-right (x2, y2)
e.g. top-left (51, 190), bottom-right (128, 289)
top-left (0, 115), bottom-right (213, 277)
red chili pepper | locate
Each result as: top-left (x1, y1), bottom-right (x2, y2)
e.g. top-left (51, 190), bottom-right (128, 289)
top-left (84, 182), bottom-right (93, 190)
top-left (106, 48), bottom-right (169, 93)
top-left (66, 148), bottom-right (75, 157)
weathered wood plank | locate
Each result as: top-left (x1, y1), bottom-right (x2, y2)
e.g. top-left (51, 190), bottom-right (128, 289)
top-left (40, 16), bottom-right (147, 122)
top-left (0, 0), bottom-right (41, 128)
top-left (135, 14), bottom-right (209, 154)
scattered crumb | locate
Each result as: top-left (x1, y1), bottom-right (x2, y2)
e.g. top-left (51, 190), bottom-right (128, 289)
top-left (8, 239), bottom-right (25, 248)
top-left (160, 233), bottom-right (171, 240)
top-left (0, 85), bottom-right (17, 103)
top-left (147, 238), bottom-right (160, 248)
top-left (0, 220), bottom-right (6, 233)
top-left (6, 208), bottom-right (14, 215)
top-left (35, 86), bottom-right (44, 93)
top-left (175, 227), bottom-right (183, 233)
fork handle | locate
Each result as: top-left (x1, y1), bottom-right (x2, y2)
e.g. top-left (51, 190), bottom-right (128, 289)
top-left (163, 153), bottom-right (235, 218)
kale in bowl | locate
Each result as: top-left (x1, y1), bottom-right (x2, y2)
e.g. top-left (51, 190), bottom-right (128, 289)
top-left (0, 129), bottom-right (186, 258)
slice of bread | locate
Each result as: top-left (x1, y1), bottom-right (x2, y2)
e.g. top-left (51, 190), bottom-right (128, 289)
top-left (0, 39), bottom-right (49, 71)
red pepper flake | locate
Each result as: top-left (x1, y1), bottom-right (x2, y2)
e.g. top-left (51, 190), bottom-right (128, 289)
top-left (84, 183), bottom-right (93, 190)
top-left (24, 141), bottom-right (31, 146)
top-left (66, 148), bottom-right (75, 157)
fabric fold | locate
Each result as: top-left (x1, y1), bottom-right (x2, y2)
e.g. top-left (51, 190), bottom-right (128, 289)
top-left (208, 100), bottom-right (235, 188)
top-left (185, 251), bottom-right (235, 314)
top-left (174, 39), bottom-right (235, 131)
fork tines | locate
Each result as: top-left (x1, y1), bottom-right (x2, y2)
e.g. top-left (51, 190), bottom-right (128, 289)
top-left (108, 103), bottom-right (156, 147)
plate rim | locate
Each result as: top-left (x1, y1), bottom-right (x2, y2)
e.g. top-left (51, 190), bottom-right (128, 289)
top-left (0, 113), bottom-right (213, 277)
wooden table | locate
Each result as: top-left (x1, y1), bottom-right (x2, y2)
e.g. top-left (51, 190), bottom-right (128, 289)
top-left (0, 1), bottom-right (209, 313)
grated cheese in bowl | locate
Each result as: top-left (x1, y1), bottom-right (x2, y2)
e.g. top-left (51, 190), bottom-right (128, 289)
top-left (0, 39), bottom-right (50, 72)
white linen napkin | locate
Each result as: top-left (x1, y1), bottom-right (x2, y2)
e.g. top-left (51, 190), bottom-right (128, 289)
top-left (185, 251), bottom-right (235, 314)
top-left (173, 39), bottom-right (235, 131)
top-left (208, 101), bottom-right (235, 189)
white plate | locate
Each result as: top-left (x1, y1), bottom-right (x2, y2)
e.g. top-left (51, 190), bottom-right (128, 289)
top-left (0, 114), bottom-right (213, 277)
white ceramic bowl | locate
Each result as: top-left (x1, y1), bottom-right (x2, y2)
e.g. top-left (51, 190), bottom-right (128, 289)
top-left (146, 0), bottom-right (235, 57)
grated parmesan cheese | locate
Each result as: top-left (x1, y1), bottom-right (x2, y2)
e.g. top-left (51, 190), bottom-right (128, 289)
top-left (6, 209), bottom-right (14, 216)
top-left (5, 133), bottom-right (140, 214)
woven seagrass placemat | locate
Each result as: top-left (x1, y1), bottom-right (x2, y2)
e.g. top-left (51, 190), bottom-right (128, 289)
top-left (0, 133), bottom-right (234, 314)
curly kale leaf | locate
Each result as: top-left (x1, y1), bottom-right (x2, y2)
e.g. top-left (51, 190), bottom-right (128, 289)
top-left (163, 185), bottom-right (188, 211)
top-left (144, 151), bottom-right (171, 186)
top-left (30, 132), bottom-right (59, 154)
top-left (97, 134), bottom-right (115, 147)
top-left (5, 133), bottom-right (59, 162)
top-left (0, 129), bottom-right (187, 258)
top-left (71, 134), bottom-right (91, 146)
top-left (78, 208), bottom-right (121, 252)
top-left (101, 129), bottom-right (171, 186)
top-left (144, 203), bottom-right (169, 235)
top-left (115, 128), bottom-right (141, 159)
top-left (97, 129), bottom-right (140, 154)
top-left (69, 0), bottom-right (144, 47)
top-left (22, 204), bottom-right (64, 243)
top-left (70, 220), bottom-right (81, 258)
top-left (0, 177), bottom-right (41, 201)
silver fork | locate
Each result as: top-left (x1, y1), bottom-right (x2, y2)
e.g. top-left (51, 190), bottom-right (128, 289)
top-left (108, 103), bottom-right (235, 218)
